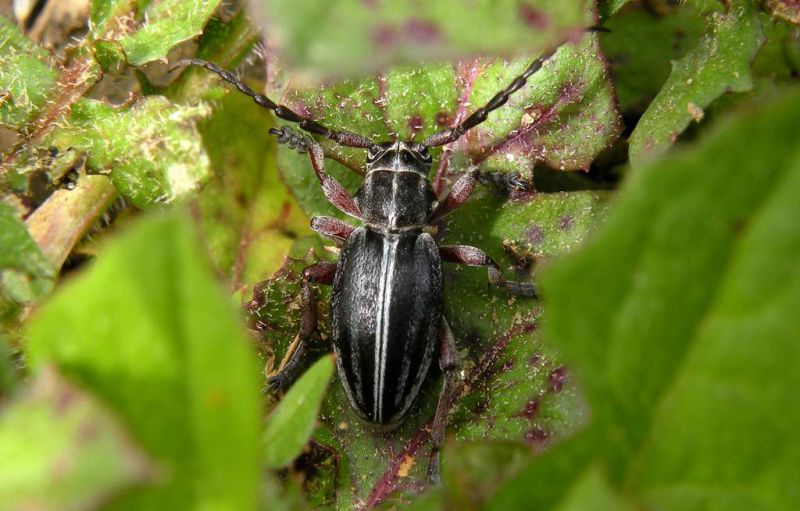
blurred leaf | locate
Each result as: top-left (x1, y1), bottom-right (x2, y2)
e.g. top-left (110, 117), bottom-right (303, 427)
top-left (766, 0), bottom-right (800, 25)
top-left (0, 201), bottom-right (55, 309)
top-left (603, 0), bottom-right (631, 15)
top-left (599, 6), bottom-right (705, 113)
top-left (248, 0), bottom-right (593, 77)
top-left (26, 212), bottom-right (262, 510)
top-left (120, 0), bottom-right (222, 66)
top-left (194, 90), bottom-right (310, 286)
top-left (0, 335), bottom-right (17, 398)
top-left (41, 97), bottom-right (211, 208)
top-left (0, 367), bottom-right (154, 511)
top-left (488, 88), bottom-right (800, 510)
top-left (551, 465), bottom-right (635, 511)
top-left (0, 17), bottom-right (58, 131)
top-left (264, 355), bottom-right (335, 469)
top-left (440, 441), bottom-right (532, 509)
top-left (276, 33), bottom-right (620, 220)
top-left (629, 1), bottom-right (764, 166)
top-left (751, 16), bottom-right (800, 81)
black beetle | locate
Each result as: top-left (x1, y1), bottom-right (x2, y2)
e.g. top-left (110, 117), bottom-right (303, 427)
top-left (171, 41), bottom-right (569, 478)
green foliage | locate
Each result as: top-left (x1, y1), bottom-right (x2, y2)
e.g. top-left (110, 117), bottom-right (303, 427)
top-left (249, 0), bottom-right (593, 76)
top-left (264, 355), bottom-right (335, 469)
top-left (765, 0), bottom-right (800, 25)
top-left (194, 90), bottom-right (310, 285)
top-left (0, 368), bottom-right (154, 510)
top-left (1, 1), bottom-right (799, 510)
top-left (26, 212), bottom-right (262, 510)
top-left (120, 0), bottom-right (222, 66)
top-left (484, 85), bottom-right (800, 511)
top-left (43, 98), bottom-right (211, 208)
top-left (0, 336), bottom-right (15, 397)
top-left (599, 7), bottom-right (706, 113)
top-left (0, 18), bottom-right (58, 130)
top-left (0, 202), bottom-right (55, 315)
top-left (629, 1), bottom-right (764, 166)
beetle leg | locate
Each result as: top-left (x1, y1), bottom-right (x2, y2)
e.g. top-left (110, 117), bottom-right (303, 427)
top-left (430, 170), bottom-right (532, 223)
top-left (429, 170), bottom-right (479, 222)
top-left (267, 262), bottom-right (337, 392)
top-left (440, 245), bottom-right (538, 297)
top-left (310, 216), bottom-right (356, 246)
top-left (270, 126), bottom-right (362, 220)
top-left (428, 317), bottom-right (458, 484)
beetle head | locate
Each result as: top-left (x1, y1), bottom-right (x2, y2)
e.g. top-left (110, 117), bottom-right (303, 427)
top-left (366, 141), bottom-right (432, 175)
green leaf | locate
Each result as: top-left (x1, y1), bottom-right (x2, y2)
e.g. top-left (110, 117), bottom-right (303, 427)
top-left (0, 367), bottom-right (155, 511)
top-left (276, 33), bottom-right (620, 220)
top-left (264, 355), bottom-right (335, 469)
top-left (41, 97), bottom-right (211, 208)
top-left (628, 1), bottom-right (764, 166)
top-left (599, 6), bottom-right (705, 113)
top-left (194, 90), bottom-right (311, 285)
top-left (488, 87), bottom-right (800, 510)
top-left (90, 0), bottom-right (145, 35)
top-left (120, 0), bottom-right (222, 66)
top-left (0, 202), bottom-right (55, 310)
top-left (26, 211), bottom-right (262, 510)
top-left (248, 0), bottom-right (593, 77)
top-left (0, 17), bottom-right (58, 130)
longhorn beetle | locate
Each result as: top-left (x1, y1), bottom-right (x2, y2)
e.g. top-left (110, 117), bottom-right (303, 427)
top-left (172, 34), bottom-right (581, 480)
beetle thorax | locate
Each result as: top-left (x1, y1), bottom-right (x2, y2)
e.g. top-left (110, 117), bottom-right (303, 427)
top-left (356, 141), bottom-right (437, 230)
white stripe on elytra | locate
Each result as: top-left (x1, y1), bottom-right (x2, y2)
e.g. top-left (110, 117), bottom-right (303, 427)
top-left (388, 171), bottom-right (399, 227)
top-left (373, 236), bottom-right (398, 422)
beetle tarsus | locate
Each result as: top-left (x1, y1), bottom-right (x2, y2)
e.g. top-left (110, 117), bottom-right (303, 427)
top-left (441, 245), bottom-right (538, 298)
top-left (270, 126), bottom-right (312, 154)
top-left (265, 336), bottom-right (308, 393)
top-left (477, 171), bottom-right (533, 193)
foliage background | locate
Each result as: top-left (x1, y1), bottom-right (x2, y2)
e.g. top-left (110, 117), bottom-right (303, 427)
top-left (0, 0), bottom-right (798, 509)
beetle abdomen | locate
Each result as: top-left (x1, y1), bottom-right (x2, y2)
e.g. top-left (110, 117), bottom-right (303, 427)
top-left (331, 227), bottom-right (442, 425)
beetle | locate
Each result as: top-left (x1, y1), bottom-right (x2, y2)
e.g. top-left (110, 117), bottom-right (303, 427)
top-left (172, 40), bottom-right (570, 478)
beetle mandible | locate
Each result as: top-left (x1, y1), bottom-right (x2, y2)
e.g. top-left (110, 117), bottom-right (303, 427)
top-left (172, 38), bottom-right (572, 478)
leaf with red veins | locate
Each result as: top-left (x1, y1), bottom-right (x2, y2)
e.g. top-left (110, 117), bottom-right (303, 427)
top-left (468, 35), bottom-right (622, 173)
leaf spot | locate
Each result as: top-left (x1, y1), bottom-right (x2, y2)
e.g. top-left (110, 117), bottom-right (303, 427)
top-left (518, 3), bottom-right (551, 29)
top-left (548, 366), bottom-right (567, 393)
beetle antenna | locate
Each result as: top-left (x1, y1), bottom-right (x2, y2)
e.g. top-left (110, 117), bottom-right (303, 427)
top-left (170, 58), bottom-right (374, 148)
top-left (422, 26), bottom-right (604, 148)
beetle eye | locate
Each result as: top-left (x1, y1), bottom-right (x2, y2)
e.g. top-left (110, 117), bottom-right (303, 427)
top-left (367, 145), bottom-right (381, 159)
top-left (415, 145), bottom-right (432, 162)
